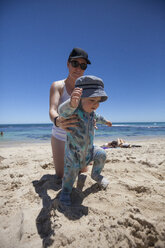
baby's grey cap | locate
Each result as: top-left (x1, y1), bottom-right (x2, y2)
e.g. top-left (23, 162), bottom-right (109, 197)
top-left (75, 75), bottom-right (108, 102)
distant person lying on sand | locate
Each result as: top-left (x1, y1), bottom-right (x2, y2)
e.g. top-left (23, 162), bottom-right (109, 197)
top-left (101, 138), bottom-right (142, 149)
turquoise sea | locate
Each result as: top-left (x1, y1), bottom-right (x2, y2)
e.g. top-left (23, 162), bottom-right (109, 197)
top-left (0, 122), bottom-right (165, 147)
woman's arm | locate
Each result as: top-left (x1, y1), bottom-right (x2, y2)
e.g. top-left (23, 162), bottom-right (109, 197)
top-left (49, 81), bottom-right (62, 122)
top-left (49, 81), bottom-right (79, 131)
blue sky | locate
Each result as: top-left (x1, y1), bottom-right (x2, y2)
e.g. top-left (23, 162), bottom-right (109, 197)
top-left (1, 0), bottom-right (165, 124)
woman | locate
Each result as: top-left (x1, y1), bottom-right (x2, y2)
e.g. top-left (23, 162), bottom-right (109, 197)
top-left (49, 47), bottom-right (91, 180)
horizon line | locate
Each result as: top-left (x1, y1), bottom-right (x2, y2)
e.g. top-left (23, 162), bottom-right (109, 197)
top-left (0, 121), bottom-right (165, 125)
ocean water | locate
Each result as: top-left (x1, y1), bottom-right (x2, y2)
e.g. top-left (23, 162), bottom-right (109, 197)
top-left (0, 122), bottom-right (165, 146)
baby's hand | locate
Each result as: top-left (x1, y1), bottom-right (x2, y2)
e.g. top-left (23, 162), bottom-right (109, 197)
top-left (70, 88), bottom-right (83, 108)
top-left (106, 121), bottom-right (112, 127)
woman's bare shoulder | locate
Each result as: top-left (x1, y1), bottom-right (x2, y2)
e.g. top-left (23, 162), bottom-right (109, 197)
top-left (50, 79), bottom-right (65, 92)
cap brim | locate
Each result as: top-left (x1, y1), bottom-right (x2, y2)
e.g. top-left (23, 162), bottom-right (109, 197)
top-left (69, 56), bottom-right (91, 64)
top-left (81, 88), bottom-right (108, 102)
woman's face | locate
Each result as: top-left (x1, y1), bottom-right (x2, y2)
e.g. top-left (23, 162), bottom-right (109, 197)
top-left (67, 58), bottom-right (87, 81)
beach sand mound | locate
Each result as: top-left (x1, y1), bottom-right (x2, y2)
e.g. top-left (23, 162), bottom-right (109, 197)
top-left (0, 139), bottom-right (165, 248)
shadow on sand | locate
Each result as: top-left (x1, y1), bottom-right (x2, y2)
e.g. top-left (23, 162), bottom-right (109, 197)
top-left (33, 174), bottom-right (101, 248)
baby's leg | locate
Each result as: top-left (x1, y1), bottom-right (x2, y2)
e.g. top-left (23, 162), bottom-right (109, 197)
top-left (91, 146), bottom-right (109, 189)
top-left (60, 166), bottom-right (79, 206)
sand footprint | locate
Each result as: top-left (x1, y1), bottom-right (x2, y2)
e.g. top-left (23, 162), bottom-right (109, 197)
top-left (126, 184), bottom-right (150, 194)
top-left (118, 213), bottom-right (159, 247)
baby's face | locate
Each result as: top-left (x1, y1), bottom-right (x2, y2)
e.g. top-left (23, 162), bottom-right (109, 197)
top-left (81, 97), bottom-right (101, 113)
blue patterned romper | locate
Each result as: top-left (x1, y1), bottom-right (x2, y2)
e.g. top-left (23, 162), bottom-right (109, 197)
top-left (58, 99), bottom-right (108, 199)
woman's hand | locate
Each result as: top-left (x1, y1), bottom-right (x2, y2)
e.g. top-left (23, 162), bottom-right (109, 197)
top-left (56, 115), bottom-right (80, 132)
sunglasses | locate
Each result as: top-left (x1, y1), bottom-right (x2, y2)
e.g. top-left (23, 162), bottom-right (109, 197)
top-left (70, 60), bottom-right (87, 70)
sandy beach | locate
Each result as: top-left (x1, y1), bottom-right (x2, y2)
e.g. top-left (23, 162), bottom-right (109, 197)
top-left (0, 138), bottom-right (165, 248)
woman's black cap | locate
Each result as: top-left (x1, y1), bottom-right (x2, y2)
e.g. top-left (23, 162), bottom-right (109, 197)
top-left (68, 48), bottom-right (91, 64)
